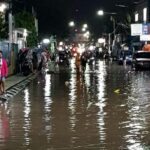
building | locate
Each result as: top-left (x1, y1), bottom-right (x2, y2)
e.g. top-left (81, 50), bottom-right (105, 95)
top-left (134, 0), bottom-right (150, 23)
top-left (13, 28), bottom-right (31, 49)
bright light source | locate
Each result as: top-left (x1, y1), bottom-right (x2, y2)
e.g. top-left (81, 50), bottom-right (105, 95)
top-left (0, 3), bottom-right (7, 12)
top-left (89, 45), bottom-right (94, 51)
top-left (135, 13), bottom-right (139, 22)
top-left (99, 48), bottom-right (102, 52)
top-left (86, 31), bottom-right (90, 35)
top-left (97, 10), bottom-right (104, 16)
top-left (143, 8), bottom-right (147, 22)
top-left (59, 41), bottom-right (63, 46)
top-left (38, 44), bottom-right (41, 48)
top-left (82, 28), bottom-right (86, 32)
top-left (69, 21), bottom-right (75, 27)
top-left (23, 29), bottom-right (28, 37)
top-left (58, 47), bottom-right (63, 51)
top-left (98, 38), bottom-right (106, 44)
top-left (83, 33), bottom-right (89, 38)
top-left (83, 24), bottom-right (88, 28)
top-left (65, 46), bottom-right (68, 49)
top-left (43, 39), bottom-right (50, 44)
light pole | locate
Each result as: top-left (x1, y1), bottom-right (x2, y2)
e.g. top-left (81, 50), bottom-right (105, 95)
top-left (97, 9), bottom-right (116, 35)
top-left (97, 9), bottom-right (117, 55)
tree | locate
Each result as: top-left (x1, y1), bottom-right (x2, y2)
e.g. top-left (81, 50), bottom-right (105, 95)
top-left (0, 12), bottom-right (7, 39)
top-left (14, 11), bottom-right (38, 47)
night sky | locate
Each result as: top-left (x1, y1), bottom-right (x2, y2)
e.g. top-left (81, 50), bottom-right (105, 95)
top-left (21, 0), bottom-right (138, 38)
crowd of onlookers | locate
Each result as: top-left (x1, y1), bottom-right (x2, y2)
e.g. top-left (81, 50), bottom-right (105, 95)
top-left (17, 48), bottom-right (50, 76)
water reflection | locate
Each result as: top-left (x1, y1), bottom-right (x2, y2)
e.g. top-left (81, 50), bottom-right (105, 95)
top-left (67, 61), bottom-right (108, 149)
top-left (126, 72), bottom-right (150, 150)
top-left (0, 103), bottom-right (10, 143)
top-left (23, 88), bottom-right (31, 146)
top-left (44, 74), bottom-right (52, 142)
top-left (96, 61), bottom-right (107, 143)
top-left (0, 63), bottom-right (150, 149)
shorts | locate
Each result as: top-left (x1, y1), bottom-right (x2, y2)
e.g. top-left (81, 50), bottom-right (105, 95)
top-left (0, 77), bottom-right (5, 82)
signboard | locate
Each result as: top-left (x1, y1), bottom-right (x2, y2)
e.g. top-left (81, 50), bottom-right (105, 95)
top-left (131, 23), bottom-right (150, 41)
top-left (142, 23), bottom-right (150, 35)
top-left (131, 24), bottom-right (142, 36)
top-left (140, 35), bottom-right (150, 41)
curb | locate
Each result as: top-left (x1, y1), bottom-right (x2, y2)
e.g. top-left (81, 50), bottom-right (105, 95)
top-left (6, 73), bottom-right (36, 91)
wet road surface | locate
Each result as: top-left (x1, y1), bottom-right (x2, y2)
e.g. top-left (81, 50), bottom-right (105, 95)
top-left (0, 60), bottom-right (150, 150)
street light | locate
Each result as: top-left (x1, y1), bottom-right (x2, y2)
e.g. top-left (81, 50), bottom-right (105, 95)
top-left (0, 2), bottom-right (12, 52)
top-left (97, 10), bottom-right (104, 16)
top-left (43, 39), bottom-right (50, 44)
top-left (83, 24), bottom-right (88, 29)
top-left (0, 3), bottom-right (7, 12)
top-left (97, 9), bottom-right (117, 16)
top-left (69, 21), bottom-right (75, 27)
top-left (82, 28), bottom-right (86, 32)
top-left (97, 9), bottom-right (116, 34)
top-left (97, 9), bottom-right (117, 55)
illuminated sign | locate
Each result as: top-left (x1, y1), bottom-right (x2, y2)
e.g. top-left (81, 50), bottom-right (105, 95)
top-left (131, 24), bottom-right (142, 36)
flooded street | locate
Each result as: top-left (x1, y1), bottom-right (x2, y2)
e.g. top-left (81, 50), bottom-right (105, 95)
top-left (0, 60), bottom-right (150, 150)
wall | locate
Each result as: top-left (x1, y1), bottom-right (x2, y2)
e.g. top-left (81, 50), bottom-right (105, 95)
top-left (0, 42), bottom-right (18, 76)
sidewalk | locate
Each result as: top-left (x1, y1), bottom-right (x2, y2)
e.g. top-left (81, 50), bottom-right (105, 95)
top-left (6, 74), bottom-right (34, 90)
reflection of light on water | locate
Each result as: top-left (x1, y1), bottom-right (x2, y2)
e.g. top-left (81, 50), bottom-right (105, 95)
top-left (44, 74), bottom-right (51, 98)
top-left (96, 61), bottom-right (107, 142)
top-left (44, 74), bottom-right (52, 142)
top-left (127, 142), bottom-right (144, 150)
top-left (86, 64), bottom-right (90, 73)
top-left (70, 58), bottom-right (76, 73)
top-left (0, 104), bottom-right (10, 142)
top-left (85, 72), bottom-right (90, 88)
top-left (68, 74), bottom-right (77, 128)
top-left (23, 88), bottom-right (31, 146)
top-left (125, 73), bottom-right (149, 150)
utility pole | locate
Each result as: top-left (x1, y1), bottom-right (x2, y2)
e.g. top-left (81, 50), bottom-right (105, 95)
top-left (8, 0), bottom-right (13, 52)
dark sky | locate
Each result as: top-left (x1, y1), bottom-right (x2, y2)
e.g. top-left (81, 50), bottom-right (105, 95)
top-left (23, 0), bottom-right (137, 38)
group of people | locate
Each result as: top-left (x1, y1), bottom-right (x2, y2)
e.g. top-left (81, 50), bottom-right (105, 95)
top-left (0, 47), bottom-right (51, 96)
top-left (17, 48), bottom-right (50, 76)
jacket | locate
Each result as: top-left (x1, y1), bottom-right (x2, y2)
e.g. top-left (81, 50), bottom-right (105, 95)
top-left (0, 59), bottom-right (8, 77)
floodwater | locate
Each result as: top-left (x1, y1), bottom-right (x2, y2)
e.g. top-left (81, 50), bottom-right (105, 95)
top-left (0, 60), bottom-right (150, 150)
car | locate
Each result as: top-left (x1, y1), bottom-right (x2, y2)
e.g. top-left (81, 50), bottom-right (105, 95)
top-left (132, 51), bottom-right (150, 70)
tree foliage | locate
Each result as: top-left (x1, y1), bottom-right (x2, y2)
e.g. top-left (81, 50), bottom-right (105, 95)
top-left (14, 11), bottom-right (38, 47)
top-left (0, 12), bottom-right (7, 39)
